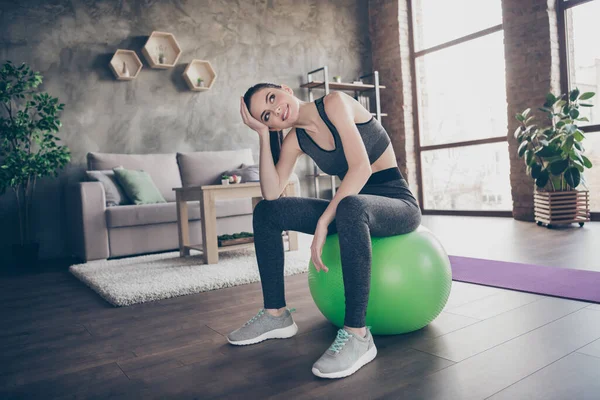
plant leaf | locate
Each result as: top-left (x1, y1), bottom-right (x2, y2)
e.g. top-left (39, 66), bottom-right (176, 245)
top-left (570, 88), bottom-right (580, 102)
top-left (582, 155), bottom-right (593, 168)
top-left (564, 167), bottom-right (581, 188)
top-left (580, 103), bottom-right (593, 107)
top-left (531, 163), bottom-right (542, 179)
top-left (544, 93), bottom-right (557, 107)
top-left (513, 125), bottom-right (522, 139)
top-left (525, 149), bottom-right (534, 166)
top-left (572, 160), bottom-right (585, 173)
top-left (549, 159), bottom-right (569, 175)
top-left (579, 92), bottom-right (595, 100)
top-left (574, 131), bottom-right (585, 141)
top-left (569, 109), bottom-right (580, 119)
top-left (536, 169), bottom-right (549, 188)
top-left (518, 141), bottom-right (528, 157)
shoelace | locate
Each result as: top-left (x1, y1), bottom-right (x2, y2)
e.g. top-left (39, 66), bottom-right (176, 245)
top-left (243, 307), bottom-right (297, 326)
top-left (244, 309), bottom-right (265, 326)
top-left (328, 329), bottom-right (351, 353)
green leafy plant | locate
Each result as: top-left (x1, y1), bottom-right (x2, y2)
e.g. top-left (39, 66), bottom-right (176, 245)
top-left (0, 61), bottom-right (71, 245)
top-left (515, 88), bottom-right (594, 191)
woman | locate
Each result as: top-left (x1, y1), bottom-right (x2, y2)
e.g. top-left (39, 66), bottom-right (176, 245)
top-left (227, 83), bottom-right (421, 379)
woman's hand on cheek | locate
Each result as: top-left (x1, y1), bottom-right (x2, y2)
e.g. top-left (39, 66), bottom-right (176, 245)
top-left (240, 97), bottom-right (269, 135)
top-left (310, 221), bottom-right (329, 273)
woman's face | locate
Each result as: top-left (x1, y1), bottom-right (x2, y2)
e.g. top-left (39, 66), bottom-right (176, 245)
top-left (249, 85), bottom-right (299, 130)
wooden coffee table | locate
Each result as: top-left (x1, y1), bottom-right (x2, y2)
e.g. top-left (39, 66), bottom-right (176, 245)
top-left (173, 181), bottom-right (299, 264)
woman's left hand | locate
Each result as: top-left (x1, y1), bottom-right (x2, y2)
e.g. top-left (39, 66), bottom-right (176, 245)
top-left (311, 221), bottom-right (329, 273)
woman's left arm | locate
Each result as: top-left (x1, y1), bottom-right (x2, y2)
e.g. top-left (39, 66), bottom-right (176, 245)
top-left (318, 92), bottom-right (372, 227)
top-left (310, 93), bottom-right (372, 272)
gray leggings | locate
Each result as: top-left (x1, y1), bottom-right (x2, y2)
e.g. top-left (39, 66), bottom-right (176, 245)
top-left (252, 168), bottom-right (422, 328)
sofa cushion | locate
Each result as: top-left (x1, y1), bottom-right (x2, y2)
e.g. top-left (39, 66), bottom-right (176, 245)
top-left (86, 170), bottom-right (130, 206)
top-left (87, 152), bottom-right (182, 202)
top-left (177, 149), bottom-right (254, 187)
top-left (106, 199), bottom-right (253, 228)
top-left (113, 167), bottom-right (167, 205)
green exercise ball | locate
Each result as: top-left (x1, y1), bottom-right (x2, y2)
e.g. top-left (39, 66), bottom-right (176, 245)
top-left (308, 225), bottom-right (452, 335)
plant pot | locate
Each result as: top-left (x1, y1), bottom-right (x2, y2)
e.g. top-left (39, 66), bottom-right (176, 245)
top-left (11, 242), bottom-right (40, 268)
top-left (534, 189), bottom-right (590, 228)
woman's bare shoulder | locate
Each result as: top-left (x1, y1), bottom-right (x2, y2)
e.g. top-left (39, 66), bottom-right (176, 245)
top-left (322, 92), bottom-right (371, 123)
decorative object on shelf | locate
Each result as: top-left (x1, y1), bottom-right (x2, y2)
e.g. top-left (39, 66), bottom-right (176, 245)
top-left (182, 59), bottom-right (217, 91)
top-left (109, 49), bottom-right (143, 80)
top-left (515, 87), bottom-right (594, 228)
top-left (333, 75), bottom-right (342, 83)
top-left (221, 174), bottom-right (242, 184)
top-left (122, 61), bottom-right (129, 78)
top-left (141, 31), bottom-right (182, 69)
top-left (156, 44), bottom-right (167, 64)
top-left (0, 61), bottom-right (71, 267)
top-left (218, 232), bottom-right (254, 247)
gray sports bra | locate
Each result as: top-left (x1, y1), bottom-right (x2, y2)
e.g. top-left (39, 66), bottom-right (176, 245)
top-left (296, 96), bottom-right (391, 180)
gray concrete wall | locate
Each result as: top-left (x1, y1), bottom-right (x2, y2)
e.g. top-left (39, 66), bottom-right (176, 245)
top-left (0, 0), bottom-right (372, 260)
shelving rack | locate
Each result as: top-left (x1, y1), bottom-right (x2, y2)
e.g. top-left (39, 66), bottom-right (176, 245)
top-left (300, 65), bottom-right (386, 199)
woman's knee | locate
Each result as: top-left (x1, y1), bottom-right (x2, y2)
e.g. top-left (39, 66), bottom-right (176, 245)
top-left (253, 198), bottom-right (284, 219)
top-left (337, 195), bottom-right (368, 222)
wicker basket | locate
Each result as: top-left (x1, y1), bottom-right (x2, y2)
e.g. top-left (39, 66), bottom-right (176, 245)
top-left (533, 189), bottom-right (590, 228)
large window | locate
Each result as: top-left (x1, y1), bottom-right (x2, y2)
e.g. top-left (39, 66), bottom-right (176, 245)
top-left (411, 0), bottom-right (509, 214)
top-left (559, 0), bottom-right (600, 214)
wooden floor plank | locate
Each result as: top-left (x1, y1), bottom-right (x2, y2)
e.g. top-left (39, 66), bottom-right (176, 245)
top-left (412, 297), bottom-right (587, 362)
top-left (445, 290), bottom-right (542, 320)
top-left (443, 281), bottom-right (502, 309)
top-left (389, 308), bottom-right (600, 400)
top-left (488, 352), bottom-right (600, 400)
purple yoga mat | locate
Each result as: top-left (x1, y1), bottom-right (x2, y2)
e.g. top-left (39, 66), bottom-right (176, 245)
top-left (449, 256), bottom-right (600, 303)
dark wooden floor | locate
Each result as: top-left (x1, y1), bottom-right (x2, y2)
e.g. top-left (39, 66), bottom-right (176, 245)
top-left (1, 216), bottom-right (600, 399)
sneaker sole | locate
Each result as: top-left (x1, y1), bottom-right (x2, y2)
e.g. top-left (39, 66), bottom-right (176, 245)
top-left (312, 344), bottom-right (378, 379)
top-left (227, 322), bottom-right (299, 346)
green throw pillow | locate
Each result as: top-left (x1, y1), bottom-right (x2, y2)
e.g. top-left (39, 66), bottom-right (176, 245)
top-left (112, 167), bottom-right (167, 205)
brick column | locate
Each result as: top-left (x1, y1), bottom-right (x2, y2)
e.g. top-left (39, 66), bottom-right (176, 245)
top-left (368, 0), bottom-right (419, 202)
top-left (503, 0), bottom-right (561, 221)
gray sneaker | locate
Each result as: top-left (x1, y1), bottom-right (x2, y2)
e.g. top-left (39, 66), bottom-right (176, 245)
top-left (227, 308), bottom-right (298, 346)
top-left (312, 327), bottom-right (377, 379)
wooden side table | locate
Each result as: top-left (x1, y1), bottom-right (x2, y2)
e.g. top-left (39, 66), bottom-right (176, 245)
top-left (173, 181), bottom-right (299, 264)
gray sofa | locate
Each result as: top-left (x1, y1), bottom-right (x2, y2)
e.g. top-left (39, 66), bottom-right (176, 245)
top-left (66, 148), bottom-right (300, 262)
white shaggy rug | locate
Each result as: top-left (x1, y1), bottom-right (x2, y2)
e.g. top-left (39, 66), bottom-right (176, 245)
top-left (69, 248), bottom-right (311, 307)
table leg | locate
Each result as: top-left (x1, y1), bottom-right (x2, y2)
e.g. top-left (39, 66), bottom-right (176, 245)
top-left (176, 192), bottom-right (190, 257)
top-left (200, 190), bottom-right (218, 264)
top-left (283, 182), bottom-right (299, 251)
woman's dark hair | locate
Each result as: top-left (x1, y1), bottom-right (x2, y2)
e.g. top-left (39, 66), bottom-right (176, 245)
top-left (243, 83), bottom-right (284, 165)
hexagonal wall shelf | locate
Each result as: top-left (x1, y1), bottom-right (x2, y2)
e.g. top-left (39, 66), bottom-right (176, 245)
top-left (109, 50), bottom-right (143, 81)
top-left (141, 31), bottom-right (182, 69)
top-left (183, 60), bottom-right (217, 92)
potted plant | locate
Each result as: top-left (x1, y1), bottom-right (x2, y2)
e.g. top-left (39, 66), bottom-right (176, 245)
top-left (156, 44), bottom-right (166, 64)
top-left (333, 75), bottom-right (342, 83)
top-left (514, 88), bottom-right (594, 228)
top-left (196, 77), bottom-right (204, 87)
top-left (0, 61), bottom-right (71, 266)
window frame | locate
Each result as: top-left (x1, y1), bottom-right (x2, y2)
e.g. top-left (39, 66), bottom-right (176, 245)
top-left (557, 0), bottom-right (600, 220)
top-left (408, 0), bottom-right (511, 216)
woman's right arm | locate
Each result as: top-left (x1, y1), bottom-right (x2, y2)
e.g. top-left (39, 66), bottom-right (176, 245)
top-left (240, 97), bottom-right (302, 200)
top-left (258, 129), bottom-right (302, 200)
